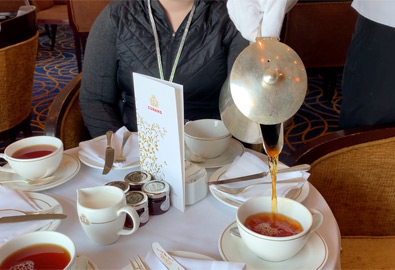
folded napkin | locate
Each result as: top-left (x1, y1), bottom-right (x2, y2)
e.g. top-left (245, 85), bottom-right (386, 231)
top-left (143, 250), bottom-right (246, 270)
top-left (0, 186), bottom-right (52, 246)
top-left (79, 126), bottom-right (139, 168)
top-left (227, 0), bottom-right (297, 41)
top-left (211, 152), bottom-right (309, 202)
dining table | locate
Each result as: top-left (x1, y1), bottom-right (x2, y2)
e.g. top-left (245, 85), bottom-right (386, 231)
top-left (42, 146), bottom-right (341, 270)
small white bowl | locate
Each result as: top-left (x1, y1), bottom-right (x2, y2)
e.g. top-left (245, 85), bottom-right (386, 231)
top-left (184, 119), bottom-right (232, 159)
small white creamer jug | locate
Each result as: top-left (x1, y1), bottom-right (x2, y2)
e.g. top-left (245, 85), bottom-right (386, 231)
top-left (77, 186), bottom-right (140, 245)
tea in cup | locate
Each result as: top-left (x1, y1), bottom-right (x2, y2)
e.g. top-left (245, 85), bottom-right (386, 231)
top-left (0, 136), bottom-right (63, 180)
top-left (0, 231), bottom-right (76, 270)
top-left (236, 196), bottom-right (323, 262)
top-left (184, 119), bottom-right (232, 159)
top-left (77, 186), bottom-right (140, 245)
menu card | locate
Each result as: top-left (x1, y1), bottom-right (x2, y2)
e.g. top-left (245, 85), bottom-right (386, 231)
top-left (133, 73), bottom-right (185, 212)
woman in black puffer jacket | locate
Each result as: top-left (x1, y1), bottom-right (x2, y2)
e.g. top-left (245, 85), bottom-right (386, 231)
top-left (80, 0), bottom-right (249, 137)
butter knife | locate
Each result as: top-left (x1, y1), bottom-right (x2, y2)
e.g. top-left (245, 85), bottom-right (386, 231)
top-left (152, 242), bottom-right (186, 270)
top-left (0, 214), bottom-right (67, 223)
top-left (102, 131), bottom-right (115, 175)
top-left (209, 164), bottom-right (311, 185)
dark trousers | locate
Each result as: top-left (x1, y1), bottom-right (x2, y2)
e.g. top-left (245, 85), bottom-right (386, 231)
top-left (339, 14), bottom-right (395, 129)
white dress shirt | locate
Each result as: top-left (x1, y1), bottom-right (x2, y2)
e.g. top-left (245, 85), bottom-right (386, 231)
top-left (352, 0), bottom-right (395, 28)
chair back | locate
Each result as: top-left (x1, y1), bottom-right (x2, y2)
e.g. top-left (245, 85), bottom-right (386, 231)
top-left (67, 0), bottom-right (110, 33)
top-left (29, 0), bottom-right (55, 11)
top-left (288, 125), bottom-right (395, 236)
top-left (281, 1), bottom-right (357, 68)
top-left (45, 73), bottom-right (91, 150)
top-left (0, 31), bottom-right (38, 135)
top-left (67, 0), bottom-right (111, 71)
top-left (0, 5), bottom-right (37, 48)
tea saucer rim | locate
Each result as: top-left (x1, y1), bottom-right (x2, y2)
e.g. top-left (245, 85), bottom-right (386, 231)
top-left (186, 139), bottom-right (245, 169)
top-left (26, 192), bottom-right (63, 231)
top-left (0, 153), bottom-right (81, 192)
top-left (218, 221), bottom-right (329, 270)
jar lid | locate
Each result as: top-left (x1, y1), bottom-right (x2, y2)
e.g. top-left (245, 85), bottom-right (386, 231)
top-left (125, 191), bottom-right (148, 207)
top-left (105, 181), bottom-right (130, 193)
top-left (124, 171), bottom-right (152, 185)
top-left (142, 180), bottom-right (170, 199)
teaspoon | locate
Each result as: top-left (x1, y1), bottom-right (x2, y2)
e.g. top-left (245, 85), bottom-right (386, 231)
top-left (0, 176), bottom-right (56, 186)
top-left (230, 227), bottom-right (241, 238)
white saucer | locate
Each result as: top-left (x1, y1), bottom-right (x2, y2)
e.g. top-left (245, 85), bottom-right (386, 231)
top-left (78, 135), bottom-right (140, 170)
top-left (186, 139), bottom-right (245, 169)
top-left (0, 153), bottom-right (81, 192)
top-left (27, 192), bottom-right (64, 231)
top-left (219, 222), bottom-right (328, 270)
top-left (208, 164), bottom-right (310, 209)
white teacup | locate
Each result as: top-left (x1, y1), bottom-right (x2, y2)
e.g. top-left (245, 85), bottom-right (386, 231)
top-left (184, 119), bottom-right (232, 159)
top-left (0, 136), bottom-right (63, 180)
top-left (0, 231), bottom-right (76, 269)
top-left (236, 196), bottom-right (323, 262)
top-left (77, 186), bottom-right (140, 245)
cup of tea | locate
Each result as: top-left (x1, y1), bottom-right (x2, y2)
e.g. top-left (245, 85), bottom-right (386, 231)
top-left (0, 136), bottom-right (63, 180)
top-left (77, 186), bottom-right (140, 245)
top-left (0, 231), bottom-right (76, 269)
top-left (184, 119), bottom-right (232, 159)
top-left (236, 196), bottom-right (323, 262)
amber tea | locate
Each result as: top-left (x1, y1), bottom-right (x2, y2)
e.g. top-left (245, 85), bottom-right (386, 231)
top-left (0, 243), bottom-right (71, 270)
top-left (12, 145), bottom-right (57, 159)
top-left (244, 212), bottom-right (303, 237)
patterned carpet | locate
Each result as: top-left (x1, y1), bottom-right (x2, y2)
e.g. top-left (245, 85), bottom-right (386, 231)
top-left (3, 25), bottom-right (342, 160)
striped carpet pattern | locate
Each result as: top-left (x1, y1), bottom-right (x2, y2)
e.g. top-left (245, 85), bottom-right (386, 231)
top-left (4, 25), bottom-right (342, 159)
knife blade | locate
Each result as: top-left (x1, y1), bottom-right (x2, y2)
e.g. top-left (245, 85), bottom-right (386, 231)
top-left (152, 242), bottom-right (186, 270)
top-left (209, 164), bottom-right (311, 185)
top-left (0, 214), bottom-right (67, 223)
top-left (102, 130), bottom-right (115, 175)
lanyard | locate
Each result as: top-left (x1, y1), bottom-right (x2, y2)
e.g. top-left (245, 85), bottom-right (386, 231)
top-left (147, 0), bottom-right (195, 82)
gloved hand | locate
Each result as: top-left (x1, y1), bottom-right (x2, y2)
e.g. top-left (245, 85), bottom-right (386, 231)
top-left (227, 0), bottom-right (298, 42)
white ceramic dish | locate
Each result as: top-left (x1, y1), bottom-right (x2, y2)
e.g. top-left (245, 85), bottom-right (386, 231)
top-left (78, 135), bottom-right (140, 170)
top-left (208, 164), bottom-right (310, 209)
top-left (219, 222), bottom-right (328, 270)
top-left (186, 139), bottom-right (244, 169)
top-left (26, 192), bottom-right (64, 231)
top-left (0, 153), bottom-right (80, 192)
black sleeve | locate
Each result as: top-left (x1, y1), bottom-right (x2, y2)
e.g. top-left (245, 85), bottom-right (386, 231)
top-left (79, 4), bottom-right (123, 138)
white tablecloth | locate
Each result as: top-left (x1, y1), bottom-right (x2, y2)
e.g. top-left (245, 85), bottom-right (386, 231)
top-left (45, 147), bottom-right (341, 269)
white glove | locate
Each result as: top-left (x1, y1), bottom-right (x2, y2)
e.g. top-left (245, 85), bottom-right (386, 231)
top-left (227, 0), bottom-right (298, 42)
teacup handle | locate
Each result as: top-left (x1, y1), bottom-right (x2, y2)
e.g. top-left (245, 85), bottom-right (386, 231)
top-left (309, 208), bottom-right (324, 234)
top-left (0, 154), bottom-right (16, 174)
top-left (117, 206), bottom-right (140, 236)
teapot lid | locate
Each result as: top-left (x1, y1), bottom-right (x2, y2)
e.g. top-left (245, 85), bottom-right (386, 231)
top-left (229, 37), bottom-right (307, 125)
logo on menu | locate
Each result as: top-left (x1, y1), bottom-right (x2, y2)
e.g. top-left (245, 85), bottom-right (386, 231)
top-left (148, 95), bottom-right (162, 114)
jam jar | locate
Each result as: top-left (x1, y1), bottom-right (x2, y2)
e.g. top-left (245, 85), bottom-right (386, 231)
top-left (124, 171), bottom-right (152, 191)
top-left (105, 181), bottom-right (130, 193)
top-left (125, 191), bottom-right (149, 228)
top-left (142, 180), bottom-right (170, 215)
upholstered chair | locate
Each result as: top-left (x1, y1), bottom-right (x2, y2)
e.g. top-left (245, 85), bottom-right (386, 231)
top-left (0, 6), bottom-right (38, 145)
top-left (45, 73), bottom-right (91, 150)
top-left (67, 0), bottom-right (111, 72)
top-left (29, 0), bottom-right (69, 50)
top-left (287, 125), bottom-right (395, 269)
